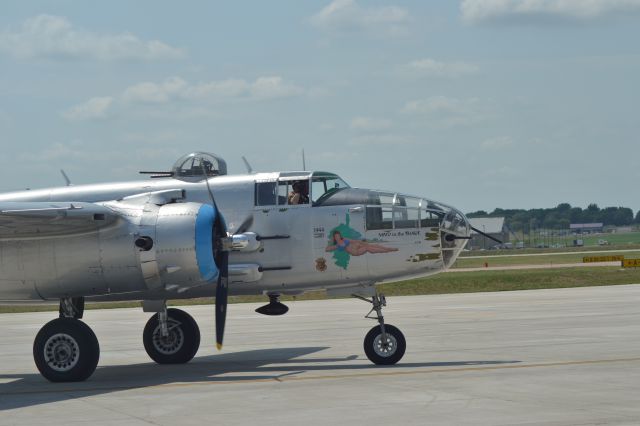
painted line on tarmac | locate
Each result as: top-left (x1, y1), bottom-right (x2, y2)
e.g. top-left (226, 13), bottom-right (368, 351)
top-left (4, 356), bottom-right (640, 396)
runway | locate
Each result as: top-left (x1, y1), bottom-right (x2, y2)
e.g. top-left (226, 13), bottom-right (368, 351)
top-left (2, 285), bottom-right (640, 425)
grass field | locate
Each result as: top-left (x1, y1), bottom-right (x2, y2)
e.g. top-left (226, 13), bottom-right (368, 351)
top-left (2, 267), bottom-right (639, 314)
top-left (502, 231), bottom-right (640, 251)
top-left (380, 266), bottom-right (640, 295)
top-left (461, 243), bottom-right (640, 257)
top-left (453, 250), bottom-right (640, 268)
top-left (578, 231), bottom-right (640, 246)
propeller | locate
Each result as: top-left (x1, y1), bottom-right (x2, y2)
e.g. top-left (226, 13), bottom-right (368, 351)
top-left (214, 213), bottom-right (253, 350)
top-left (200, 161), bottom-right (253, 350)
top-left (471, 226), bottom-right (503, 244)
top-left (212, 207), bottom-right (228, 350)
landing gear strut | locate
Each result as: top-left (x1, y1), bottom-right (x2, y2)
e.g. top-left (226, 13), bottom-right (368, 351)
top-left (59, 296), bottom-right (85, 319)
top-left (353, 292), bottom-right (406, 365)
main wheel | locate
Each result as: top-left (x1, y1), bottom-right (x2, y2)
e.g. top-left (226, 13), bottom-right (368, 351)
top-left (363, 324), bottom-right (406, 365)
top-left (33, 318), bottom-right (100, 382)
top-left (143, 308), bottom-right (200, 364)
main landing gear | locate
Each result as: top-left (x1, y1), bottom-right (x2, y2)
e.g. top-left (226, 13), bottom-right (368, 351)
top-left (33, 297), bottom-right (100, 382)
top-left (32, 298), bottom-right (202, 382)
top-left (353, 292), bottom-right (406, 365)
top-left (143, 307), bottom-right (201, 364)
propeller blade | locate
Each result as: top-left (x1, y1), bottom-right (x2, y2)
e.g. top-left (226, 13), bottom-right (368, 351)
top-left (471, 226), bottom-right (503, 244)
top-left (198, 159), bottom-right (230, 350)
top-left (234, 215), bottom-right (254, 235)
top-left (215, 249), bottom-right (229, 350)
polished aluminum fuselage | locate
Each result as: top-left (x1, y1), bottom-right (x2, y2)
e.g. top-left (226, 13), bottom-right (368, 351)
top-left (0, 173), bottom-right (470, 302)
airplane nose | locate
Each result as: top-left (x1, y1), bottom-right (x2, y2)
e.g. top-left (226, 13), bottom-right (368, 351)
top-left (435, 204), bottom-right (471, 268)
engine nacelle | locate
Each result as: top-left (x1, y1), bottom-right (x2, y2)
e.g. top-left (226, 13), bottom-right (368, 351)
top-left (0, 201), bottom-right (220, 301)
top-left (133, 202), bottom-right (220, 293)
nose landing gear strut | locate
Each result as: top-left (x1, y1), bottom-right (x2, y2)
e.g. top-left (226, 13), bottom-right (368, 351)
top-left (353, 292), bottom-right (406, 365)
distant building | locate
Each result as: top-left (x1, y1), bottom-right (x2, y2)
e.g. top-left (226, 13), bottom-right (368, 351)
top-left (569, 223), bottom-right (603, 234)
top-left (468, 217), bottom-right (509, 249)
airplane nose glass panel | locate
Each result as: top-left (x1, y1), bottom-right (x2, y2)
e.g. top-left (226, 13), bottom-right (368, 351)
top-left (393, 195), bottom-right (420, 229)
top-left (424, 201), bottom-right (471, 268)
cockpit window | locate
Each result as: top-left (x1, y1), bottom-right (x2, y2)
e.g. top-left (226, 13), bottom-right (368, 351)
top-left (279, 179), bottom-right (310, 205)
top-left (255, 181), bottom-right (277, 206)
top-left (393, 195), bottom-right (420, 229)
top-left (311, 174), bottom-right (350, 204)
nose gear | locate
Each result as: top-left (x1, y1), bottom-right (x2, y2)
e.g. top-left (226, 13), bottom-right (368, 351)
top-left (353, 292), bottom-right (406, 365)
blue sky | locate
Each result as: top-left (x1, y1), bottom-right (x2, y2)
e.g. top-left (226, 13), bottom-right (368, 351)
top-left (1, 1), bottom-right (639, 213)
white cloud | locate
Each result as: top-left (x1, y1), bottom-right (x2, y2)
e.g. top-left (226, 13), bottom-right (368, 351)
top-left (461, 0), bottom-right (640, 25)
top-left (481, 136), bottom-right (514, 150)
top-left (0, 15), bottom-right (184, 61)
top-left (311, 0), bottom-right (410, 36)
top-left (401, 96), bottom-right (490, 127)
top-left (350, 116), bottom-right (392, 131)
top-left (122, 77), bottom-right (188, 104)
top-left (404, 58), bottom-right (479, 77)
top-left (64, 76), bottom-right (308, 121)
top-left (402, 96), bottom-right (479, 114)
top-left (119, 76), bottom-right (304, 105)
top-left (63, 97), bottom-right (114, 121)
top-left (249, 76), bottom-right (306, 99)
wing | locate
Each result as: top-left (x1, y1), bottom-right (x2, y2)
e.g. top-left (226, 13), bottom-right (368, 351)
top-left (0, 202), bottom-right (120, 238)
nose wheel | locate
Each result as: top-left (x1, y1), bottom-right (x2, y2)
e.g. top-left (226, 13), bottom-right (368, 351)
top-left (353, 293), bottom-right (406, 365)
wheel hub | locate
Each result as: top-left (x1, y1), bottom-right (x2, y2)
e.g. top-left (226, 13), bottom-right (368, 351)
top-left (44, 333), bottom-right (80, 372)
top-left (152, 322), bottom-right (184, 355)
top-left (373, 333), bottom-right (398, 357)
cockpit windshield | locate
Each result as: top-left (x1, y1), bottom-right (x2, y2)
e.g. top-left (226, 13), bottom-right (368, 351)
top-left (311, 173), bottom-right (350, 204)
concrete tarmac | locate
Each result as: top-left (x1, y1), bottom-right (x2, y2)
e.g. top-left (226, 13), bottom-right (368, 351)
top-left (1, 285), bottom-right (640, 425)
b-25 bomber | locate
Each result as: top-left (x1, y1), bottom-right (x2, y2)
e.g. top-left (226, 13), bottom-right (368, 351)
top-left (0, 152), bottom-right (475, 382)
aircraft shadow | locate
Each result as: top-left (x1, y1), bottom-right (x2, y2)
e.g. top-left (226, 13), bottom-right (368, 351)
top-left (0, 346), bottom-right (520, 410)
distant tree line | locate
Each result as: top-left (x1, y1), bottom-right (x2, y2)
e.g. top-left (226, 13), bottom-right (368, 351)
top-left (467, 203), bottom-right (637, 232)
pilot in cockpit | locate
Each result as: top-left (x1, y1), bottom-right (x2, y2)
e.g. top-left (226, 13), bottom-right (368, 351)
top-left (288, 181), bottom-right (309, 205)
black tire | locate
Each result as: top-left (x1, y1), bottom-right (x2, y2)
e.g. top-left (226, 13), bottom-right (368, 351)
top-left (33, 318), bottom-right (100, 382)
top-left (363, 324), bottom-right (406, 365)
top-left (143, 308), bottom-right (200, 364)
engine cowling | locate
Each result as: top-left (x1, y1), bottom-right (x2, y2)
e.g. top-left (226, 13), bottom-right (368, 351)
top-left (20, 201), bottom-right (221, 300)
top-left (134, 202), bottom-right (220, 293)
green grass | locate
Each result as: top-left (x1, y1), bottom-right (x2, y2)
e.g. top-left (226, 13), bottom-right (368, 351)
top-left (461, 243), bottom-right (640, 257)
top-left (453, 250), bottom-right (640, 268)
top-left (508, 231), bottom-right (640, 248)
top-left (3, 268), bottom-right (639, 314)
top-left (578, 231), bottom-right (640, 246)
top-left (378, 267), bottom-right (640, 296)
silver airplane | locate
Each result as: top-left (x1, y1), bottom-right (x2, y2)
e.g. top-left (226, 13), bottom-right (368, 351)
top-left (0, 152), bottom-right (476, 382)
